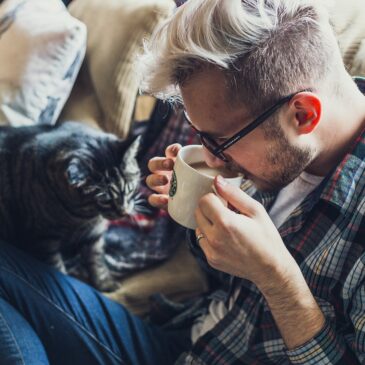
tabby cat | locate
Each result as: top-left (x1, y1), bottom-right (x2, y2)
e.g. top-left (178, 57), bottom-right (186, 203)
top-left (0, 121), bottom-right (141, 292)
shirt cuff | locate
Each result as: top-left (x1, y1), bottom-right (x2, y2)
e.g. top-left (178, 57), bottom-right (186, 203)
top-left (285, 320), bottom-right (346, 364)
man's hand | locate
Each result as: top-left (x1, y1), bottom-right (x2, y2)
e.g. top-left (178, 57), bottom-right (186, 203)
top-left (146, 144), bottom-right (181, 210)
top-left (195, 175), bottom-right (293, 285)
top-left (195, 175), bottom-right (325, 349)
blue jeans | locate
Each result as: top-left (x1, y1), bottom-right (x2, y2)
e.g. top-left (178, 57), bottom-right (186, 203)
top-left (0, 240), bottom-right (191, 365)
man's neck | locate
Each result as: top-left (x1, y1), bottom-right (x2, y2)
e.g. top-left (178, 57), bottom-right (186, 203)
top-left (306, 86), bottom-right (365, 176)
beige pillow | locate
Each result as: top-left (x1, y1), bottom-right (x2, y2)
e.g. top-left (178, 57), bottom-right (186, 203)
top-left (61, 0), bottom-right (175, 138)
top-left (0, 0), bottom-right (86, 127)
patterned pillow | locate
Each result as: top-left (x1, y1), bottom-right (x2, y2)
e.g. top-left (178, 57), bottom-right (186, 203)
top-left (0, 0), bottom-right (86, 126)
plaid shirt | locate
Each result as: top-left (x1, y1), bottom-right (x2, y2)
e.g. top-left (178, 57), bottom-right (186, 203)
top-left (170, 79), bottom-right (365, 364)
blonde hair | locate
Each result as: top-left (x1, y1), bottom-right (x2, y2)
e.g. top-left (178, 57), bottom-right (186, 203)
top-left (139, 0), bottom-right (343, 112)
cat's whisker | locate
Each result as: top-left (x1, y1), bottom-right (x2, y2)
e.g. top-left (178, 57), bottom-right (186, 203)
top-left (134, 205), bottom-right (153, 215)
top-left (134, 203), bottom-right (147, 208)
top-left (133, 191), bottom-right (146, 200)
top-left (134, 200), bottom-right (148, 207)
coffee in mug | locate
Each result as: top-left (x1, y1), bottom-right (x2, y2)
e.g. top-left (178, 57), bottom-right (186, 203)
top-left (189, 161), bottom-right (237, 178)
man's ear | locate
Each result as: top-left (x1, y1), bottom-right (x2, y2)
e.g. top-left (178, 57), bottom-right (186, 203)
top-left (289, 92), bottom-right (321, 135)
top-left (121, 135), bottom-right (141, 167)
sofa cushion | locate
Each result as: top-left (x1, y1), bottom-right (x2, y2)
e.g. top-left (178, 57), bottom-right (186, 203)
top-left (105, 240), bottom-right (209, 317)
top-left (0, 0), bottom-right (86, 126)
top-left (62, 0), bottom-right (175, 138)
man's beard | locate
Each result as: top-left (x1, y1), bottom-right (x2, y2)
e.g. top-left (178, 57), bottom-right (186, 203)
top-left (265, 136), bottom-right (313, 191)
top-left (224, 124), bottom-right (314, 192)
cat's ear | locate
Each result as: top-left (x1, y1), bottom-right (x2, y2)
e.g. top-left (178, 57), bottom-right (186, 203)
top-left (66, 159), bottom-right (88, 188)
top-left (121, 135), bottom-right (141, 166)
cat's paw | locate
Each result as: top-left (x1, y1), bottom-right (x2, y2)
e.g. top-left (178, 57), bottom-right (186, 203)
top-left (93, 276), bottom-right (120, 293)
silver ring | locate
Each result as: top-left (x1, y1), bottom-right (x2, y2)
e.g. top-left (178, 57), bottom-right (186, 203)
top-left (196, 233), bottom-right (205, 244)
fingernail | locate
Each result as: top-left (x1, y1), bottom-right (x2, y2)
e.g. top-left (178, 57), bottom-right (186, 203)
top-left (163, 160), bottom-right (171, 169)
top-left (160, 196), bottom-right (168, 203)
top-left (217, 175), bottom-right (227, 186)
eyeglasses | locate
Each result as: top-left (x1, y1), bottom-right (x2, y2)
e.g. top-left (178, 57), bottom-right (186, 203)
top-left (183, 90), bottom-right (310, 162)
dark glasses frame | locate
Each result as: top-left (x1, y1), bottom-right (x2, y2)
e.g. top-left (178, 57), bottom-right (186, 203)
top-left (184, 89), bottom-right (311, 162)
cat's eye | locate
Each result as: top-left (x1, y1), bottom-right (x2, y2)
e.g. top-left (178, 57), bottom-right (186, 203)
top-left (97, 192), bottom-right (111, 203)
top-left (82, 186), bottom-right (99, 195)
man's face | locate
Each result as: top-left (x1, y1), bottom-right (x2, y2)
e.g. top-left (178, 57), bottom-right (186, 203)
top-left (180, 68), bottom-right (313, 192)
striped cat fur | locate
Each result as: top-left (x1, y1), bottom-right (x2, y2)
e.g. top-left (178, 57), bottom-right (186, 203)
top-left (0, 121), bottom-right (141, 292)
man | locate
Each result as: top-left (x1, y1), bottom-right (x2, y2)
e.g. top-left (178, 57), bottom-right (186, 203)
top-left (144, 0), bottom-right (365, 363)
top-left (0, 1), bottom-right (364, 364)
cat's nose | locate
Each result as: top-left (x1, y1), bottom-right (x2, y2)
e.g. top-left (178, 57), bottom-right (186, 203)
top-left (113, 203), bottom-right (124, 217)
top-left (124, 202), bottom-right (134, 215)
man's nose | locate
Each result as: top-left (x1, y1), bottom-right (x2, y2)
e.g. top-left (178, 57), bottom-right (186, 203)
top-left (202, 147), bottom-right (226, 168)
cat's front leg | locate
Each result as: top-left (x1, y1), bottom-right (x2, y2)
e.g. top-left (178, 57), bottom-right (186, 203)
top-left (81, 237), bottom-right (119, 292)
top-left (43, 250), bottom-right (67, 274)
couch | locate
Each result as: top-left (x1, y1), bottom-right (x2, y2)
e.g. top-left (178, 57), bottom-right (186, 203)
top-left (1, 0), bottom-right (364, 318)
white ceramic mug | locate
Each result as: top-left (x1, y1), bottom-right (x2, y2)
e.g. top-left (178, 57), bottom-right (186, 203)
top-left (168, 145), bottom-right (242, 229)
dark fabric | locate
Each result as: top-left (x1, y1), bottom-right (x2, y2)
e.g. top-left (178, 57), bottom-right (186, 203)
top-left (62, 0), bottom-right (73, 6)
top-left (0, 240), bottom-right (191, 365)
top-left (175, 0), bottom-right (187, 6)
